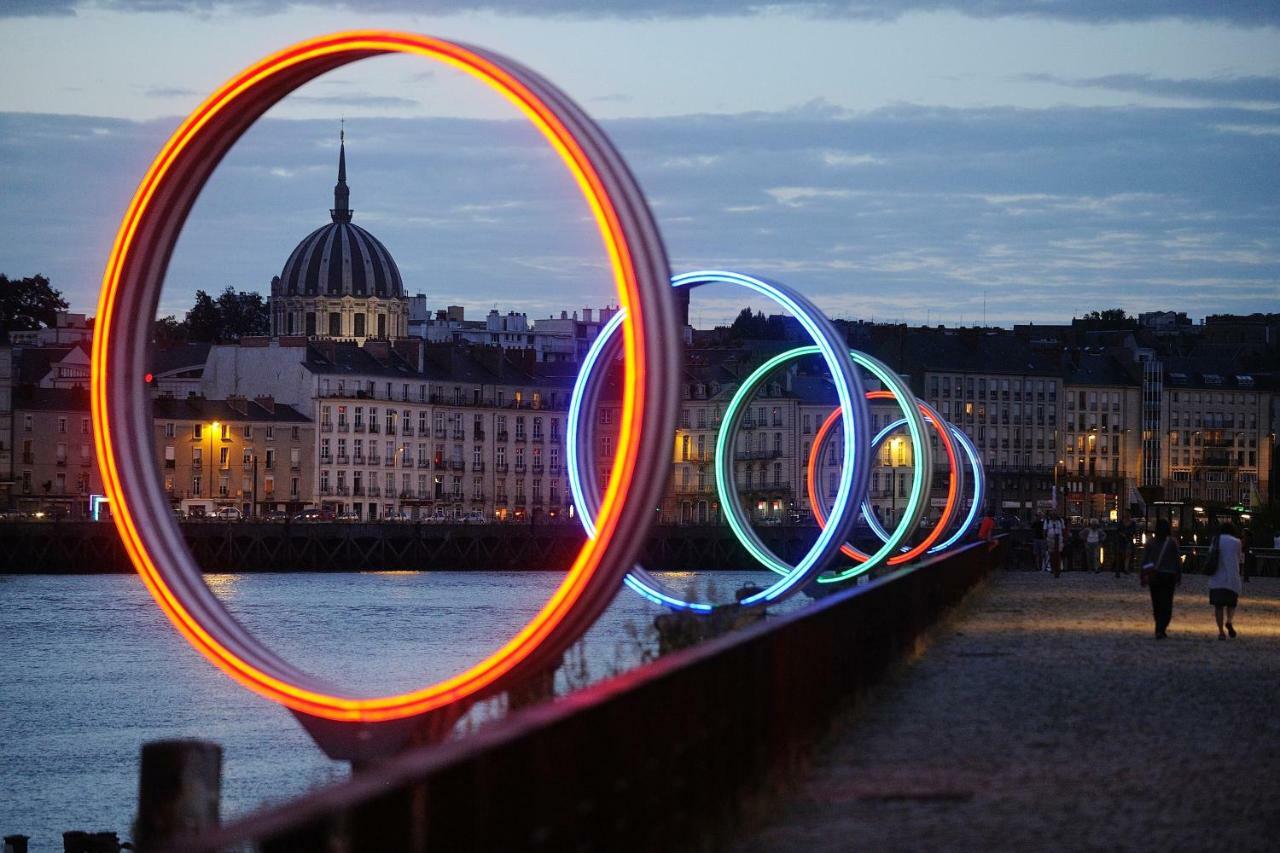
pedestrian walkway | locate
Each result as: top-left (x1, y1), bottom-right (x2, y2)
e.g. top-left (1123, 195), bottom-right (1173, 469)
top-left (733, 571), bottom-right (1280, 852)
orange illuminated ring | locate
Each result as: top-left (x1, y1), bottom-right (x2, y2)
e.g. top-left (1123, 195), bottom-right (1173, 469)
top-left (91, 31), bottom-right (680, 724)
top-left (808, 393), bottom-right (960, 565)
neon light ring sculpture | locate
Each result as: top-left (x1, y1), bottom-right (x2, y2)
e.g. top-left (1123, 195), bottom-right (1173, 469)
top-left (807, 392), bottom-right (983, 578)
top-left (720, 348), bottom-right (930, 584)
top-left (91, 31), bottom-right (682, 759)
top-left (567, 271), bottom-right (872, 611)
top-left (857, 416), bottom-right (986, 555)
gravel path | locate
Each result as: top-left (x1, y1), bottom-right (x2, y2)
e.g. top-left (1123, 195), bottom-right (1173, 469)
top-left (733, 571), bottom-right (1280, 853)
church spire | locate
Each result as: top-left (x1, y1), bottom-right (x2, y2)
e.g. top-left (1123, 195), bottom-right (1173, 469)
top-left (330, 121), bottom-right (352, 223)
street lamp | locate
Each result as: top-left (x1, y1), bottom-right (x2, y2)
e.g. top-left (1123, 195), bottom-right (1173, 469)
top-left (207, 421), bottom-right (220, 499)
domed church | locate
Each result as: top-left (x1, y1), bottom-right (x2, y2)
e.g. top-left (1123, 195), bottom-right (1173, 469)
top-left (270, 130), bottom-right (409, 343)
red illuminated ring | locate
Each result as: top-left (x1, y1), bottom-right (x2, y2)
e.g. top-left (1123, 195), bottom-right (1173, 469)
top-left (807, 393), bottom-right (960, 565)
top-left (91, 31), bottom-right (680, 723)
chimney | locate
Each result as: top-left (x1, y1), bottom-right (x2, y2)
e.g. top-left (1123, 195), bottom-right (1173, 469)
top-left (363, 340), bottom-right (391, 363)
top-left (582, 308), bottom-right (594, 323)
top-left (227, 395), bottom-right (249, 415)
top-left (254, 395), bottom-right (275, 414)
top-left (391, 338), bottom-right (424, 372)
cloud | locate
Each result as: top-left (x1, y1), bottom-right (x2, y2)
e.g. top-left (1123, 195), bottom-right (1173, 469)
top-left (289, 93), bottom-right (421, 109)
top-left (1022, 72), bottom-right (1280, 105)
top-left (5, 0), bottom-right (1279, 26)
top-left (1, 101), bottom-right (1277, 326)
top-left (144, 86), bottom-right (199, 98)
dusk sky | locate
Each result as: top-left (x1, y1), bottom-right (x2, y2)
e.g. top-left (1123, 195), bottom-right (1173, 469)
top-left (2, 1), bottom-right (1277, 326)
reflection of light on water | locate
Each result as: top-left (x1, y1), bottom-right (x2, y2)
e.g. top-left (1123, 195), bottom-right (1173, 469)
top-left (203, 574), bottom-right (241, 598)
top-left (362, 571), bottom-right (421, 578)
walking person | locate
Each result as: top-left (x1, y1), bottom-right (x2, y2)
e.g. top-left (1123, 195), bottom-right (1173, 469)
top-left (977, 507), bottom-right (997, 550)
top-left (1113, 512), bottom-right (1136, 577)
top-left (1085, 519), bottom-right (1103, 574)
top-left (1045, 511), bottom-right (1065, 578)
top-left (1141, 518), bottom-right (1181, 639)
top-left (1206, 522), bottom-right (1244, 640)
top-left (1031, 512), bottom-right (1047, 572)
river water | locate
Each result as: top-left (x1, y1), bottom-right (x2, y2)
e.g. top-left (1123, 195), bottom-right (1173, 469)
top-left (0, 570), bottom-right (795, 850)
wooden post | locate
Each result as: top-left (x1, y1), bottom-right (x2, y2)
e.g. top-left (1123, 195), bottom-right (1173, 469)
top-left (3, 835), bottom-right (29, 853)
top-left (132, 739), bottom-right (221, 851)
top-left (60, 832), bottom-right (119, 853)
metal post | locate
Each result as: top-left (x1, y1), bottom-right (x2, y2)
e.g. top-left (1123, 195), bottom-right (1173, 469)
top-left (252, 454), bottom-right (258, 519)
top-left (133, 739), bottom-right (221, 852)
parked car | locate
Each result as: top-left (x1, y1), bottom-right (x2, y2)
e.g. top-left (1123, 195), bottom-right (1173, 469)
top-left (462, 511), bottom-right (489, 525)
top-left (263, 510), bottom-right (290, 522)
top-left (293, 508), bottom-right (335, 523)
top-left (172, 508), bottom-right (187, 520)
top-left (215, 506), bottom-right (243, 521)
top-left (757, 516), bottom-right (782, 526)
top-left (336, 511), bottom-right (361, 522)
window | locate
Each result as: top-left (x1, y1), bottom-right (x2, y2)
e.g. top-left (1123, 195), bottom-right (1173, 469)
top-left (219, 447), bottom-right (230, 469)
top-left (58, 417), bottom-right (67, 434)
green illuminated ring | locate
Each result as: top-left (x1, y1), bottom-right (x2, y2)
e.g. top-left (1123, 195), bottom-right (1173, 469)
top-left (719, 347), bottom-right (930, 582)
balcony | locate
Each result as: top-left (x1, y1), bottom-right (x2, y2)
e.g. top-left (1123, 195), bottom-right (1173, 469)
top-left (532, 434), bottom-right (544, 443)
top-left (514, 464), bottom-right (527, 474)
top-left (496, 431), bottom-right (509, 442)
top-left (735, 450), bottom-right (782, 461)
top-left (740, 419), bottom-right (757, 430)
top-left (320, 455), bottom-right (333, 465)
top-left (473, 431), bottom-right (486, 441)
top-left (368, 423), bottom-right (380, 434)
top-left (514, 433), bottom-right (527, 443)
top-left (496, 494), bottom-right (508, 503)
top-left (402, 458), bottom-right (416, 468)
top-left (532, 464), bottom-right (545, 475)
top-left (337, 422), bottom-right (350, 433)
top-left (434, 429), bottom-right (447, 439)
top-left (352, 454), bottom-right (365, 465)
top-left (452, 430), bottom-right (465, 440)
top-left (336, 454), bottom-right (349, 465)
top-left (472, 462), bottom-right (485, 473)
top-left (401, 426), bottom-right (415, 438)
top-left (532, 496), bottom-right (544, 506)
top-left (385, 425), bottom-right (397, 436)
top-left (449, 461), bottom-right (465, 472)
top-left (320, 423), bottom-right (333, 433)
top-left (164, 460), bottom-right (176, 469)
top-left (55, 459), bottom-right (67, 467)
top-left (368, 486), bottom-right (380, 497)
top-left (353, 423), bottom-right (365, 433)
top-left (416, 459), bottom-right (429, 469)
top-left (495, 463), bottom-right (509, 474)
top-left (352, 486), bottom-right (365, 497)
top-left (335, 485), bottom-right (349, 496)
top-left (22, 454), bottom-right (35, 464)
top-left (368, 457), bottom-right (380, 466)
top-left (550, 434), bottom-right (562, 444)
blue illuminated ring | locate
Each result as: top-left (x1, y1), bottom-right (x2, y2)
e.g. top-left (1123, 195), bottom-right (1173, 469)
top-left (568, 270), bottom-right (869, 611)
top-left (858, 414), bottom-right (978, 554)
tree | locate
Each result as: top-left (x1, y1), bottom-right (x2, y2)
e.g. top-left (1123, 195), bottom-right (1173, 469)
top-left (153, 315), bottom-right (189, 346)
top-left (215, 287), bottom-right (269, 340)
top-left (184, 290), bottom-right (222, 342)
top-left (0, 274), bottom-right (69, 332)
top-left (1084, 308), bottom-right (1129, 322)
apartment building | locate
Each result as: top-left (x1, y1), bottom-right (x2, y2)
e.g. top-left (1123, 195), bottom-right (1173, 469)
top-left (1160, 368), bottom-right (1272, 507)
top-left (9, 387), bottom-right (101, 518)
top-left (151, 396), bottom-right (314, 516)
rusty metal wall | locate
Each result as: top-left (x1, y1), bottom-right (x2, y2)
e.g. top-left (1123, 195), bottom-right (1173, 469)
top-left (182, 539), bottom-right (1003, 853)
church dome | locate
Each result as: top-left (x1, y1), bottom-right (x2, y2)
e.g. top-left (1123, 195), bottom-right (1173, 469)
top-left (276, 132), bottom-right (404, 299)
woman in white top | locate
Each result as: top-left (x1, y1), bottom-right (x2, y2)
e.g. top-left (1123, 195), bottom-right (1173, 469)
top-left (1206, 522), bottom-right (1244, 640)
